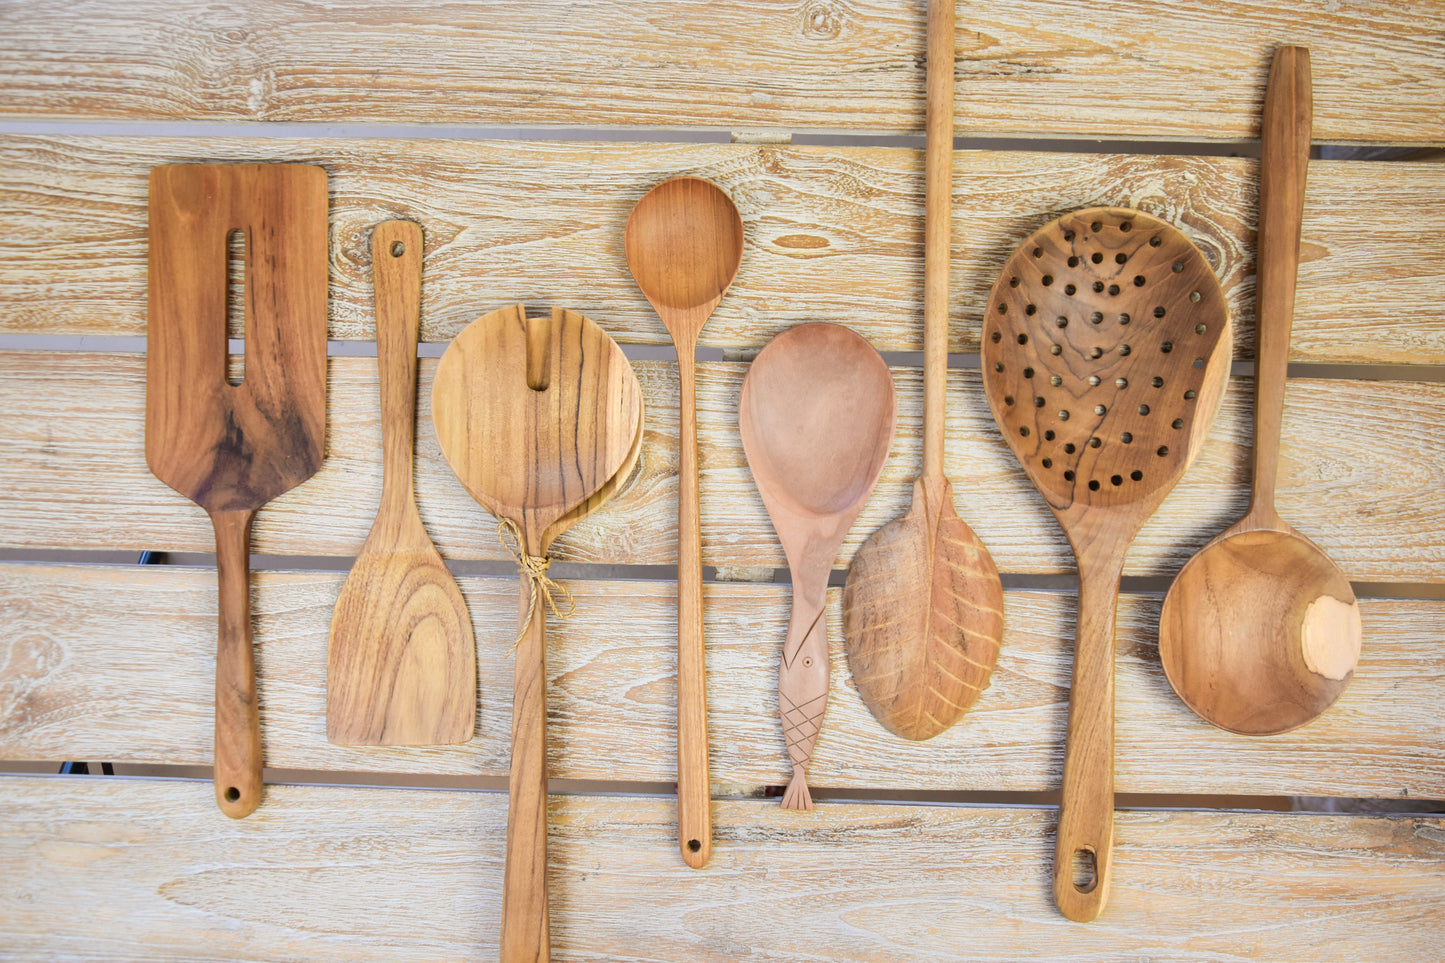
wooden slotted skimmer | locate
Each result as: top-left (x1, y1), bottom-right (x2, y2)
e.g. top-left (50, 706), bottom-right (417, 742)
top-left (433, 304), bottom-right (642, 963)
top-left (981, 207), bottom-right (1231, 921)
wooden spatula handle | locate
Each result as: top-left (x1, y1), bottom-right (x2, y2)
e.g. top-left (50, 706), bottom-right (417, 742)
top-left (1251, 46), bottom-right (1312, 522)
top-left (675, 354), bottom-right (712, 867)
top-left (372, 220), bottom-right (423, 514)
top-left (921, 0), bottom-right (954, 480)
top-left (502, 578), bottom-right (551, 963)
top-left (210, 508), bottom-right (262, 819)
top-left (1053, 549), bottom-right (1124, 922)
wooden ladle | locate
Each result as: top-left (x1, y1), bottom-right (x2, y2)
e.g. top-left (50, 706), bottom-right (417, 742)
top-left (1160, 47), bottom-right (1361, 736)
top-left (843, 0), bottom-right (1004, 742)
top-left (739, 322), bottom-right (897, 811)
top-left (433, 305), bottom-right (642, 963)
top-left (626, 176), bottom-right (743, 867)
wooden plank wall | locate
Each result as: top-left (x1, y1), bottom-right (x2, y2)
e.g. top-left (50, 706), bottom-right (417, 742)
top-left (1, 1), bottom-right (1442, 960)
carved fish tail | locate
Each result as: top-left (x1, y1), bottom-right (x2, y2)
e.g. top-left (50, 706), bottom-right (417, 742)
top-left (779, 688), bottom-right (825, 811)
top-left (780, 765), bottom-right (812, 811)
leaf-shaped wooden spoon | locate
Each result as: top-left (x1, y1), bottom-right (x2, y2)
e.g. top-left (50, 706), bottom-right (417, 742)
top-left (843, 0), bottom-right (1004, 741)
top-left (1160, 47), bottom-right (1362, 736)
top-left (739, 322), bottom-right (896, 810)
top-left (327, 221), bottom-right (476, 746)
top-left (433, 305), bottom-right (642, 963)
top-left (982, 208), bottom-right (1231, 921)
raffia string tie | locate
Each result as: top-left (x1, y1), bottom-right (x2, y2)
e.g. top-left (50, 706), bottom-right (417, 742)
top-left (497, 517), bottom-right (575, 655)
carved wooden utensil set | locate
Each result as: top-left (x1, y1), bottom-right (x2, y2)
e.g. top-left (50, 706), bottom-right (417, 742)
top-left (143, 13), bottom-right (1358, 944)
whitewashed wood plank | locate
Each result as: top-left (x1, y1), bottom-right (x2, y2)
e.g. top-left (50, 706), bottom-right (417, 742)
top-left (1, 564), bottom-right (1439, 798)
top-left (0, 777), bottom-right (1441, 962)
top-left (0, 137), bottom-right (1442, 364)
top-left (0, 1), bottom-right (1440, 143)
top-left (0, 353), bottom-right (1440, 582)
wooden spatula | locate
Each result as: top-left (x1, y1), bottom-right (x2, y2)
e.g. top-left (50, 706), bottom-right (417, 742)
top-left (433, 305), bottom-right (642, 963)
top-left (327, 220), bottom-right (476, 746)
top-left (146, 163), bottom-right (328, 818)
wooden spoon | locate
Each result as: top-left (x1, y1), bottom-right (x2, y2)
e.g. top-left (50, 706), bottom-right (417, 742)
top-left (433, 304), bottom-right (641, 963)
top-left (327, 221), bottom-right (476, 746)
top-left (739, 322), bottom-right (896, 811)
top-left (626, 176), bottom-right (743, 866)
top-left (982, 207), bottom-right (1232, 921)
top-left (843, 0), bottom-right (1005, 742)
top-left (1160, 47), bottom-right (1361, 736)
top-left (146, 163), bottom-right (327, 818)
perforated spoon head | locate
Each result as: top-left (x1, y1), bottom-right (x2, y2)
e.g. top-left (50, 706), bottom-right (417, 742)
top-left (982, 208), bottom-right (1232, 542)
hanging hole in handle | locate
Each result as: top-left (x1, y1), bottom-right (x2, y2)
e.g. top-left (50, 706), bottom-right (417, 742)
top-left (224, 786), bottom-right (241, 803)
top-left (391, 240), bottom-right (406, 258)
top-left (687, 838), bottom-right (702, 853)
top-left (1072, 847), bottom-right (1099, 893)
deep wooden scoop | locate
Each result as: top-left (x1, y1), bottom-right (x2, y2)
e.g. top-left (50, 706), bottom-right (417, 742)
top-left (433, 305), bottom-right (642, 963)
top-left (146, 163), bottom-right (327, 818)
top-left (327, 221), bottom-right (476, 746)
top-left (739, 322), bottom-right (896, 811)
top-left (843, 0), bottom-right (1004, 742)
top-left (982, 207), bottom-right (1232, 921)
top-left (626, 175), bottom-right (743, 867)
top-left (1161, 47), bottom-right (1361, 736)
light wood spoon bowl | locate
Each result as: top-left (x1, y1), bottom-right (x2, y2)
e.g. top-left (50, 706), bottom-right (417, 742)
top-left (433, 304), bottom-right (642, 963)
top-left (739, 322), bottom-right (896, 811)
top-left (1160, 47), bottom-right (1361, 736)
top-left (626, 175), bottom-right (743, 866)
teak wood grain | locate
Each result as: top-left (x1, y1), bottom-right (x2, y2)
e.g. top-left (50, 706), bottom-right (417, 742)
top-left (3, 563), bottom-right (1443, 800)
top-left (433, 306), bottom-right (642, 963)
top-left (4, 352), bottom-right (1443, 581)
top-left (1160, 48), bottom-right (1362, 738)
top-left (326, 221), bottom-right (476, 747)
top-left (3, 778), bottom-right (1443, 963)
top-left (0, 0), bottom-right (1441, 143)
top-left (145, 163), bottom-right (328, 818)
top-left (4, 137), bottom-right (1445, 367)
top-left (983, 207), bottom-right (1234, 921)
top-left (844, 0), bottom-right (1004, 745)
top-left (626, 176), bottom-right (743, 866)
top-left (739, 323), bottom-right (895, 810)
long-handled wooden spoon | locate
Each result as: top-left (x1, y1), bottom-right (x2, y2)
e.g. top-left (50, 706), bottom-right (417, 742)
top-left (982, 207), bottom-right (1232, 921)
top-left (327, 221), bottom-right (476, 746)
top-left (433, 305), bottom-right (642, 963)
top-left (1160, 47), bottom-right (1361, 735)
top-left (843, 0), bottom-right (1004, 741)
top-left (146, 163), bottom-right (328, 818)
top-left (739, 322), bottom-right (896, 810)
top-left (626, 176), bottom-right (743, 866)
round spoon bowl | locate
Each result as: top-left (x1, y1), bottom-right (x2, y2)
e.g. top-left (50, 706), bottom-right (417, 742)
top-left (1160, 525), bottom-right (1361, 736)
top-left (739, 323), bottom-right (896, 519)
top-left (626, 177), bottom-right (744, 324)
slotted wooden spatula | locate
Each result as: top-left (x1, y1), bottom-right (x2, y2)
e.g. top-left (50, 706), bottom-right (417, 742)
top-left (147, 163), bottom-right (328, 818)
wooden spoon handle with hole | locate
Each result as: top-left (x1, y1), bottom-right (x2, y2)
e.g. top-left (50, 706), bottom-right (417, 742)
top-left (1053, 543), bottom-right (1125, 922)
top-left (676, 350), bottom-right (712, 866)
top-left (1249, 46), bottom-right (1312, 528)
top-left (374, 221), bottom-right (423, 513)
top-left (501, 578), bottom-right (551, 963)
top-left (210, 507), bottom-right (262, 818)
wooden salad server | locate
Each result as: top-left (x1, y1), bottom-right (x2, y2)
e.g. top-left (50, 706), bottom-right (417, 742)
top-left (982, 207), bottom-right (1232, 920)
top-left (1160, 47), bottom-right (1361, 735)
top-left (327, 221), bottom-right (476, 746)
top-left (626, 176), bottom-right (743, 866)
top-left (739, 322), bottom-right (896, 811)
top-left (146, 163), bottom-right (328, 818)
top-left (843, 0), bottom-right (1005, 741)
top-left (433, 305), bottom-right (642, 963)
